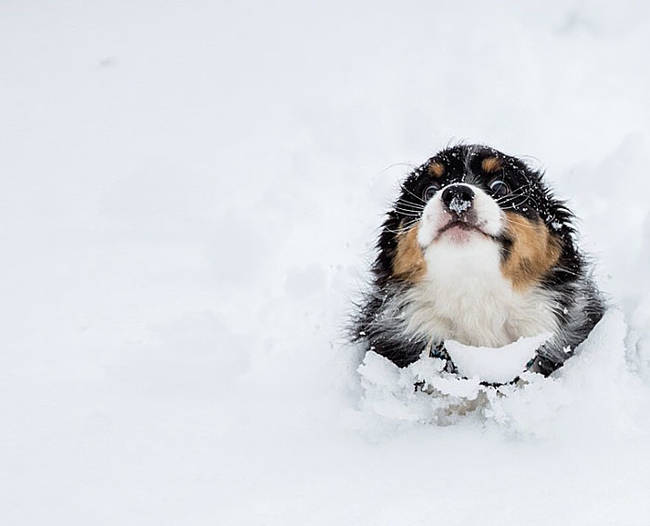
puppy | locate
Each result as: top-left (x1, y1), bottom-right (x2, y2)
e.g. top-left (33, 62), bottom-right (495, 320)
top-left (352, 144), bottom-right (604, 377)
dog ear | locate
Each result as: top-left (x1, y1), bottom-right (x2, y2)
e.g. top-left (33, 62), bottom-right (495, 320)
top-left (372, 211), bottom-right (403, 286)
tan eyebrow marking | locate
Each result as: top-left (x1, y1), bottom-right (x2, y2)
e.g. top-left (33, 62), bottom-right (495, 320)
top-left (481, 157), bottom-right (502, 173)
top-left (427, 162), bottom-right (445, 177)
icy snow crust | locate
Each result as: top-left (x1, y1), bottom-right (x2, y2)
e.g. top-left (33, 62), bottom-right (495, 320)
top-left (3, 1), bottom-right (650, 525)
top-left (359, 313), bottom-right (633, 429)
top-left (446, 333), bottom-right (552, 383)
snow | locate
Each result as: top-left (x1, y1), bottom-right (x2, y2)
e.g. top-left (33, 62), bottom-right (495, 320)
top-left (448, 195), bottom-right (472, 214)
top-left (359, 311), bottom-right (645, 436)
top-left (445, 332), bottom-right (552, 383)
top-left (2, 1), bottom-right (650, 525)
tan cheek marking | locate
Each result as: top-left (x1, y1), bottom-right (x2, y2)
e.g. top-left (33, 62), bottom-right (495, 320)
top-left (481, 157), bottom-right (502, 173)
top-left (428, 162), bottom-right (445, 177)
top-left (501, 212), bottom-right (562, 290)
top-left (393, 224), bottom-right (426, 282)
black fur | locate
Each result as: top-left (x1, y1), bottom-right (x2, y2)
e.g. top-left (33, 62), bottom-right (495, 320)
top-left (351, 144), bottom-right (604, 377)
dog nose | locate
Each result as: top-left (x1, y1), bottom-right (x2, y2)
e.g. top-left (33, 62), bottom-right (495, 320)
top-left (441, 184), bottom-right (475, 214)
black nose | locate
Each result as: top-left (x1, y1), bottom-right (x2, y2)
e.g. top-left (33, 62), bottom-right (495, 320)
top-left (441, 184), bottom-right (475, 214)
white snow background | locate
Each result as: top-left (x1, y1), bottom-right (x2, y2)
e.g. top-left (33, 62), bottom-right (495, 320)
top-left (2, 1), bottom-right (650, 524)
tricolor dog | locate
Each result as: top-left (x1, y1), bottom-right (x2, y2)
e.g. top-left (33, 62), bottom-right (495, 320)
top-left (352, 144), bottom-right (604, 377)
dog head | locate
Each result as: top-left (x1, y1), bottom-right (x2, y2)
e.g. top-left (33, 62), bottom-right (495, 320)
top-left (383, 145), bottom-right (576, 291)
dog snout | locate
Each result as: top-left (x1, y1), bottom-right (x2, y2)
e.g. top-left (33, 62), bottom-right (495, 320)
top-left (441, 184), bottom-right (475, 216)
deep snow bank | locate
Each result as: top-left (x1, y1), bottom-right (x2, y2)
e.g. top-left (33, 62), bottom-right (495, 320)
top-left (3, 1), bottom-right (650, 525)
top-left (358, 310), bottom-right (650, 439)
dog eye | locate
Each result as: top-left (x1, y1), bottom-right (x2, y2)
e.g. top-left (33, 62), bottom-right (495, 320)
top-left (423, 183), bottom-right (441, 201)
top-left (489, 179), bottom-right (510, 198)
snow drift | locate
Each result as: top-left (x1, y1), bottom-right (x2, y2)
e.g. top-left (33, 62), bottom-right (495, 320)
top-left (2, 1), bottom-right (650, 525)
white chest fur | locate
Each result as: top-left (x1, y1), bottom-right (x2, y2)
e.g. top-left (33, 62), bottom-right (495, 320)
top-left (399, 235), bottom-right (558, 347)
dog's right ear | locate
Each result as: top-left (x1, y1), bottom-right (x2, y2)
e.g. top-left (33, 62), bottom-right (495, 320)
top-left (372, 211), bottom-right (402, 285)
